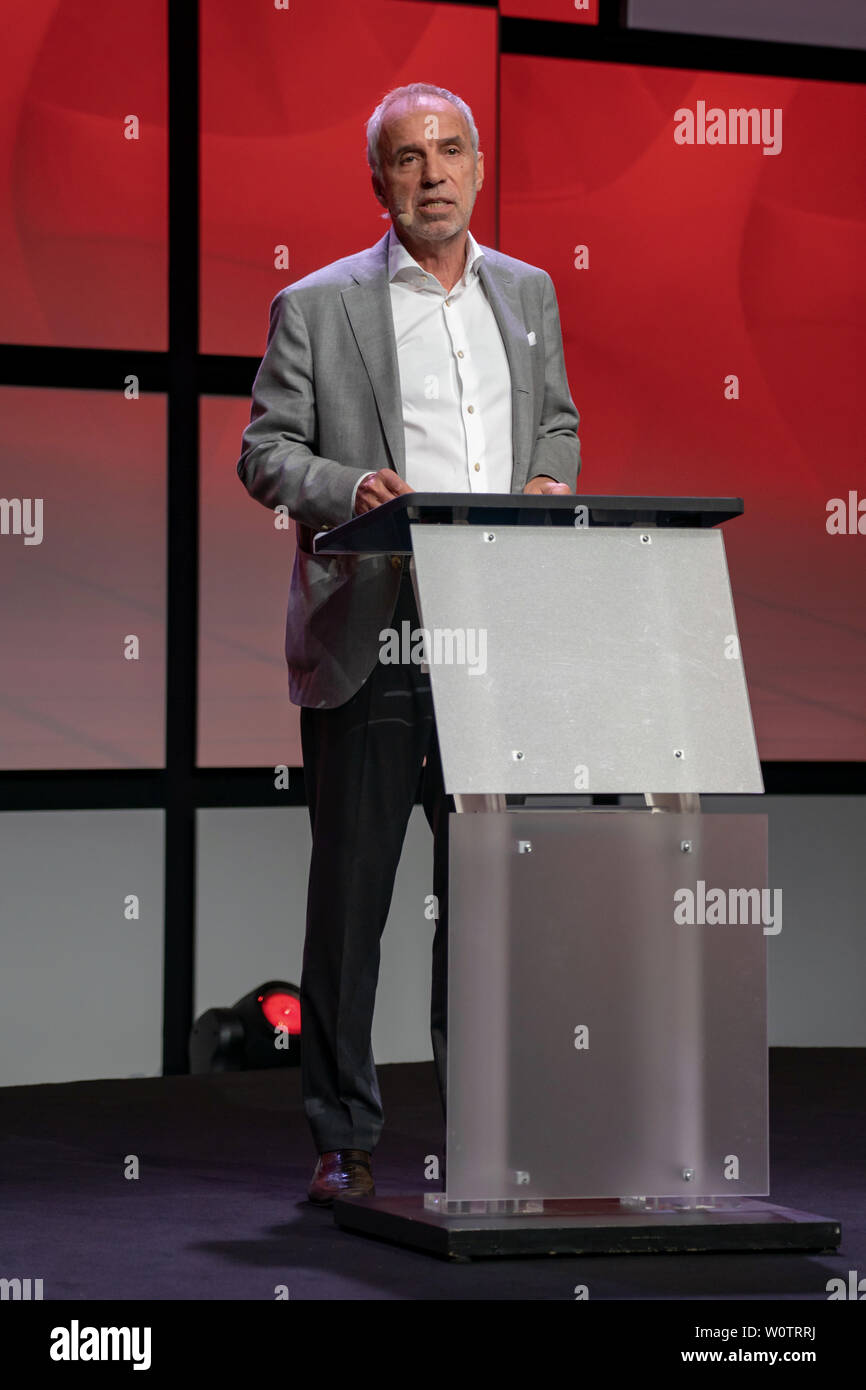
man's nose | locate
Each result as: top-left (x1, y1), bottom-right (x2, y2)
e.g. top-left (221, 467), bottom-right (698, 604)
top-left (422, 154), bottom-right (447, 184)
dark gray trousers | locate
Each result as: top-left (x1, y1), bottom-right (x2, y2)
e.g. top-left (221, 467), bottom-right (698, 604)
top-left (299, 566), bottom-right (451, 1154)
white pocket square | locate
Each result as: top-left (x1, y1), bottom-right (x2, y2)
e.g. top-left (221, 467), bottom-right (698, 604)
top-left (527, 331), bottom-right (537, 345)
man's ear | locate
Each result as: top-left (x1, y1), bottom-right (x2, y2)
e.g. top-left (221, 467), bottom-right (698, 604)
top-left (475, 150), bottom-right (485, 193)
top-left (371, 173), bottom-right (387, 209)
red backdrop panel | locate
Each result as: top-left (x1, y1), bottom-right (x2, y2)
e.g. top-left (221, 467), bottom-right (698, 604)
top-left (0, 388), bottom-right (167, 769)
top-left (198, 397), bottom-right (301, 768)
top-left (200, 0), bottom-right (498, 355)
top-left (501, 56), bottom-right (866, 761)
top-left (0, 0), bottom-right (167, 349)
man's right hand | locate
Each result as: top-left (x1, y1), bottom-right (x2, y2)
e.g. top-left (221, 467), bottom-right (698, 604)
top-left (354, 468), bottom-right (414, 515)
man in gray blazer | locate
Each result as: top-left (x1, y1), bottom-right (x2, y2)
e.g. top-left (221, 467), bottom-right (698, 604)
top-left (237, 82), bottom-right (580, 1205)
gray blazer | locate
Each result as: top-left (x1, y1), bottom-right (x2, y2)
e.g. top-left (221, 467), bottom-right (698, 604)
top-left (237, 229), bottom-right (581, 708)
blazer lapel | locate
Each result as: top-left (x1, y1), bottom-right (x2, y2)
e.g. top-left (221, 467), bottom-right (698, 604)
top-left (341, 232), bottom-right (406, 478)
top-left (477, 257), bottom-right (535, 488)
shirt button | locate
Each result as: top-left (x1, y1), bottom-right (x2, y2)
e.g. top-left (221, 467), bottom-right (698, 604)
top-left (445, 298), bottom-right (452, 306)
top-left (390, 555), bottom-right (403, 571)
top-left (474, 463), bottom-right (481, 472)
top-left (467, 404), bottom-right (475, 413)
top-left (457, 350), bottom-right (464, 358)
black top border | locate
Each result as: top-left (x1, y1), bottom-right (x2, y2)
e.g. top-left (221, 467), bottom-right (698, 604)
top-left (315, 492), bottom-right (744, 554)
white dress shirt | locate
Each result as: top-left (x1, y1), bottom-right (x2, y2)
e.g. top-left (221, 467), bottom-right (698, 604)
top-left (351, 226), bottom-right (513, 512)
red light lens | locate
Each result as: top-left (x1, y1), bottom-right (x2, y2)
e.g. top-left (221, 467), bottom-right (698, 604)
top-left (260, 992), bottom-right (301, 1035)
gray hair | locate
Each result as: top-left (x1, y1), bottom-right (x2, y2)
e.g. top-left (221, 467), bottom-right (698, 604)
top-left (366, 83), bottom-right (479, 179)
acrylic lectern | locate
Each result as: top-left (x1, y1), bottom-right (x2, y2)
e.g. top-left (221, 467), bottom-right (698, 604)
top-left (314, 494), bottom-right (840, 1259)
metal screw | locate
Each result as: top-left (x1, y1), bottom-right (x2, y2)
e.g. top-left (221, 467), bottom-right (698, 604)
top-left (518, 840), bottom-right (533, 854)
top-left (483, 531), bottom-right (496, 543)
top-left (681, 840), bottom-right (692, 853)
top-left (673, 748), bottom-right (684, 759)
top-left (512, 750), bottom-right (524, 761)
top-left (640, 533), bottom-right (652, 545)
top-left (682, 1168), bottom-right (694, 1182)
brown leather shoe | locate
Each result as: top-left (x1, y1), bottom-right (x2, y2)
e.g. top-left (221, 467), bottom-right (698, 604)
top-left (308, 1149), bottom-right (375, 1206)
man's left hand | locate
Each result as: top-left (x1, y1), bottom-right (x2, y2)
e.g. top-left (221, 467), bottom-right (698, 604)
top-left (523, 475), bottom-right (572, 496)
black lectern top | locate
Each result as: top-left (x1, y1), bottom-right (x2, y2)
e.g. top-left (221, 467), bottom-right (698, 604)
top-left (312, 493), bottom-right (744, 555)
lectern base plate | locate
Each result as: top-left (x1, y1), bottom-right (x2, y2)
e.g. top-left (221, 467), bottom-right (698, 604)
top-left (332, 1195), bottom-right (841, 1261)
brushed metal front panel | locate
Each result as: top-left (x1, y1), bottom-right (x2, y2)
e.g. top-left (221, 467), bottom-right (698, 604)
top-left (409, 525), bottom-right (762, 794)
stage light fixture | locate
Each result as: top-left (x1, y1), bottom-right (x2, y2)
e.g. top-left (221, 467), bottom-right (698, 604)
top-left (189, 980), bottom-right (301, 1073)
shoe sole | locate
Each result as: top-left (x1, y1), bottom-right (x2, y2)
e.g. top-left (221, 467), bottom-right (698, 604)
top-left (308, 1187), bottom-right (376, 1207)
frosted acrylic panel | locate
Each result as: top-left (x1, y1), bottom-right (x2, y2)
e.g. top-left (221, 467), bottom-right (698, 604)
top-left (446, 811), bottom-right (768, 1201)
top-left (410, 526), bottom-right (762, 795)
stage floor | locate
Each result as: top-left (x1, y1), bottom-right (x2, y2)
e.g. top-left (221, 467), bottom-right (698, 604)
top-left (0, 1050), bottom-right (862, 1300)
